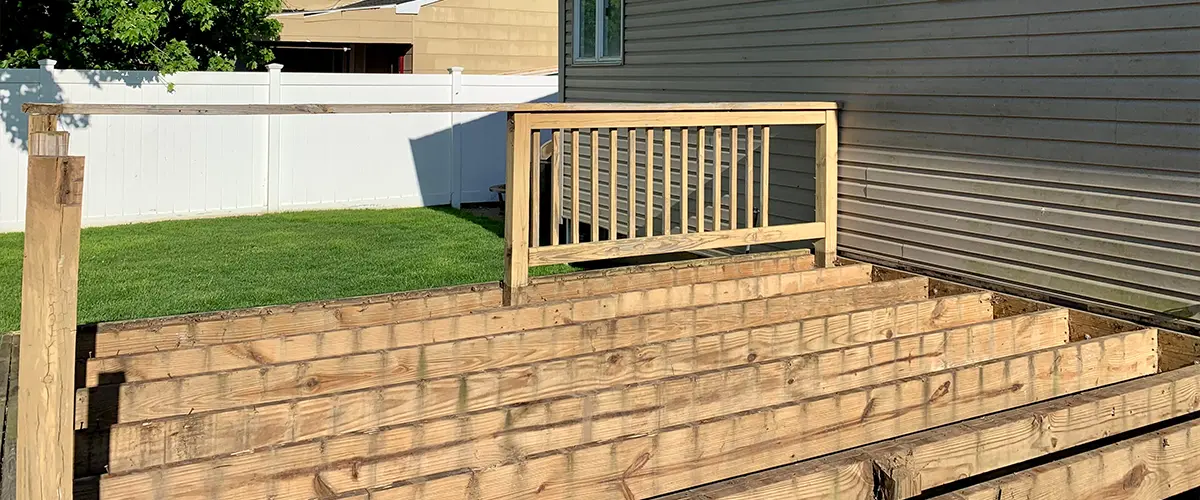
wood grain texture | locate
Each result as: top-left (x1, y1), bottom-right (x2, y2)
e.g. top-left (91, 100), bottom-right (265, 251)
top-left (628, 128), bottom-right (638, 237)
top-left (936, 408), bottom-right (1200, 500)
top-left (609, 129), bottom-right (618, 240)
top-left (90, 251), bottom-right (816, 360)
top-left (681, 128), bottom-right (690, 234)
top-left (571, 129), bottom-right (581, 244)
top-left (730, 127), bottom-right (739, 229)
top-left (103, 273), bottom-right (927, 472)
top-left (664, 128), bottom-right (673, 234)
top-left (102, 300), bottom-right (1048, 499)
top-left (746, 126), bottom-right (755, 227)
top-left (107, 264), bottom-right (877, 422)
top-left (696, 342), bottom-right (1194, 500)
top-left (24, 102), bottom-right (841, 115)
top-left (714, 127), bottom-right (723, 231)
top-left (529, 223), bottom-right (827, 265)
top-left (337, 328), bottom-right (1160, 500)
top-left (815, 110), bottom-right (839, 267)
top-left (551, 129), bottom-right (562, 245)
top-left (524, 111), bottom-right (826, 130)
top-left (698, 128), bottom-right (707, 233)
top-left (530, 130), bottom-right (542, 247)
top-left (18, 123), bottom-right (80, 500)
top-left (591, 129), bottom-right (600, 242)
top-left (503, 112), bottom-right (532, 305)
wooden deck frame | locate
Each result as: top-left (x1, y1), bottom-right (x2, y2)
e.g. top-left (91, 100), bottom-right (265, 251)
top-left (16, 101), bottom-right (836, 500)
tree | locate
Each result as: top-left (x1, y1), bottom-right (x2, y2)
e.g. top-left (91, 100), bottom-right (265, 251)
top-left (0, 0), bottom-right (283, 72)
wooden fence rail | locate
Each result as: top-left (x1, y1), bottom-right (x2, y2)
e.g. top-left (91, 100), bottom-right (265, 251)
top-left (16, 101), bottom-right (837, 499)
top-left (502, 104), bottom-right (839, 305)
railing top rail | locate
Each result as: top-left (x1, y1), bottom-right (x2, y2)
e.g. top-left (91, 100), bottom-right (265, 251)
top-left (22, 101), bottom-right (839, 116)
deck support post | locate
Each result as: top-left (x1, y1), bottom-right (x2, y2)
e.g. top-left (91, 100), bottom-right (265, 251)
top-left (18, 114), bottom-right (83, 500)
top-left (503, 112), bottom-right (532, 306)
top-left (815, 109), bottom-right (839, 267)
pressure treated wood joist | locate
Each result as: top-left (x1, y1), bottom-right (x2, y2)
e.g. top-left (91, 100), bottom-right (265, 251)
top-left (86, 261), bottom-right (866, 387)
top-left (89, 250), bottom-right (817, 358)
top-left (934, 411), bottom-right (1200, 500)
top-left (99, 305), bottom-right (1072, 497)
top-left (104, 264), bottom-right (893, 423)
top-left (297, 328), bottom-right (1157, 500)
top-left (103, 274), bottom-right (932, 471)
top-left (659, 335), bottom-right (1200, 500)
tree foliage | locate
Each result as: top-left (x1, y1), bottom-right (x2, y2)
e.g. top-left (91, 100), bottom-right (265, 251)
top-left (1, 0), bottom-right (283, 72)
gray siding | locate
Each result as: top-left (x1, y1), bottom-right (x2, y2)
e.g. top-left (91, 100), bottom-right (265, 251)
top-left (562, 0), bottom-right (1200, 332)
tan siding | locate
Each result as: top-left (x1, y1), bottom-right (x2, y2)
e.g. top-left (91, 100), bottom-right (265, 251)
top-left (277, 0), bottom-right (558, 74)
top-left (411, 0), bottom-right (558, 73)
top-left (562, 0), bottom-right (1200, 332)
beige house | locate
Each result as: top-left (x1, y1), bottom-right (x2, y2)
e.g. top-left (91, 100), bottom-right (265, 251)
top-left (271, 0), bottom-right (557, 74)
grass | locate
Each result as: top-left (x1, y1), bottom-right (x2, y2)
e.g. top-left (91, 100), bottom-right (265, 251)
top-left (0, 207), bottom-right (576, 332)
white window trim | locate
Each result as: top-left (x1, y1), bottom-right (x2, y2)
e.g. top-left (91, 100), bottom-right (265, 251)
top-left (573, 0), bottom-right (623, 66)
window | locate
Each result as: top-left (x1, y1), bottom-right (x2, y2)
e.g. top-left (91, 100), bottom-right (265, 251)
top-left (575, 0), bottom-right (623, 64)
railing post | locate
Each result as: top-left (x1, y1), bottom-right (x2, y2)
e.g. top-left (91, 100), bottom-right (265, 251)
top-left (503, 112), bottom-right (532, 306)
top-left (267, 63), bottom-right (283, 212)
top-left (18, 114), bottom-right (83, 500)
top-left (815, 109), bottom-right (839, 267)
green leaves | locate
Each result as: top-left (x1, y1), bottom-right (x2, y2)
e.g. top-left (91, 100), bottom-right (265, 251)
top-left (1, 0), bottom-right (283, 73)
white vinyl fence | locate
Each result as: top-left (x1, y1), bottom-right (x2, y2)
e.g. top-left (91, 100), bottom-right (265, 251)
top-left (0, 61), bottom-right (557, 232)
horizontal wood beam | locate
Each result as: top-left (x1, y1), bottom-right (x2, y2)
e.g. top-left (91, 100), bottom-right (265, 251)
top-left (90, 251), bottom-right (816, 359)
top-left (22, 101), bottom-right (839, 116)
top-left (936, 409), bottom-right (1200, 500)
top-left (324, 328), bottom-right (1160, 500)
top-left (523, 110), bottom-right (827, 129)
top-left (104, 276), bottom-right (929, 472)
top-left (529, 223), bottom-right (826, 266)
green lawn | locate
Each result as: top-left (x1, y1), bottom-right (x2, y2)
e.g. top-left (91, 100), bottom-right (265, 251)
top-left (0, 207), bottom-right (574, 332)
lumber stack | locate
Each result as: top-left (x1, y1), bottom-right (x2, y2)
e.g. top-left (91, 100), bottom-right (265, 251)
top-left (73, 250), bottom-right (1200, 499)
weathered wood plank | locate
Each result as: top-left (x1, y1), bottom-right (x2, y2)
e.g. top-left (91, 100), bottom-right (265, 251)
top-left (683, 356), bottom-right (1200, 499)
top-left (503, 112), bottom-right (532, 305)
top-left (105, 274), bottom-right (930, 472)
top-left (0, 337), bottom-right (16, 500)
top-left (815, 111), bottom-right (838, 266)
top-left (90, 251), bottom-right (816, 359)
top-left (23, 102), bottom-right (841, 116)
top-left (100, 304), bottom-right (1067, 498)
top-left (551, 130), bottom-right (562, 245)
top-left (332, 329), bottom-right (1160, 500)
top-left (19, 125), bottom-right (81, 500)
top-left (935, 410), bottom-right (1200, 500)
top-left (528, 223), bottom-right (827, 265)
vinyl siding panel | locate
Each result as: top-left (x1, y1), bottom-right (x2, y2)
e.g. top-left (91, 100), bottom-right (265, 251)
top-left (560, 0), bottom-right (1200, 332)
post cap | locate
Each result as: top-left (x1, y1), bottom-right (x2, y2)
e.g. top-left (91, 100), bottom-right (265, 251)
top-left (267, 63), bottom-right (284, 71)
top-left (448, 67), bottom-right (464, 74)
top-left (38, 59), bottom-right (57, 70)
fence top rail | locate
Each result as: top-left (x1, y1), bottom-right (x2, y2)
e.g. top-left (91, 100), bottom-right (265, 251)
top-left (22, 101), bottom-right (839, 116)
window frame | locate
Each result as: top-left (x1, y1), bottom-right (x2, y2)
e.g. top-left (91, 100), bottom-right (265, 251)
top-left (573, 0), bottom-right (624, 66)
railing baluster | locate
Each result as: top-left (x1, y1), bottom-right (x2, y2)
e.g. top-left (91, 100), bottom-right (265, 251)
top-left (697, 127), bottom-right (706, 233)
top-left (608, 129), bottom-right (617, 241)
top-left (530, 129), bottom-right (541, 247)
top-left (664, 128), bottom-right (672, 235)
top-left (681, 128), bottom-right (689, 235)
top-left (731, 127), bottom-right (739, 230)
top-left (571, 129), bottom-right (580, 244)
top-left (761, 125), bottom-right (770, 227)
top-left (628, 128), bottom-right (637, 238)
top-left (713, 127), bottom-right (723, 231)
top-left (591, 129), bottom-right (600, 242)
top-left (746, 126), bottom-right (755, 228)
top-left (550, 130), bottom-right (561, 245)
top-left (647, 128), bottom-right (656, 236)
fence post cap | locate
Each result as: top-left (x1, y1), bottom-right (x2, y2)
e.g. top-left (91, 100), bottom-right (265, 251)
top-left (267, 63), bottom-right (284, 71)
top-left (38, 59), bottom-right (57, 70)
top-left (448, 66), bottom-right (464, 74)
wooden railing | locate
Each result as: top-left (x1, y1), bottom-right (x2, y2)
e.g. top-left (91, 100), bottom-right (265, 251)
top-left (15, 102), bottom-right (836, 499)
top-left (503, 102), bottom-right (839, 304)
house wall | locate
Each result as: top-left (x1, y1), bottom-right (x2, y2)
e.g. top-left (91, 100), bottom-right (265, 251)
top-left (277, 0), bottom-right (558, 74)
top-left (561, 0), bottom-right (1200, 332)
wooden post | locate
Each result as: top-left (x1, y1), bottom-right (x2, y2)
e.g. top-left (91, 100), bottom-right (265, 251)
top-left (503, 112), bottom-right (532, 306)
top-left (815, 110), bottom-right (839, 267)
top-left (18, 114), bottom-right (83, 500)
